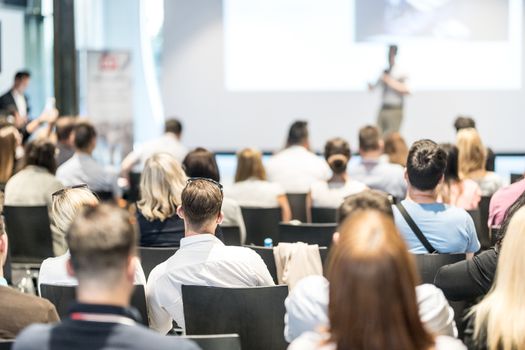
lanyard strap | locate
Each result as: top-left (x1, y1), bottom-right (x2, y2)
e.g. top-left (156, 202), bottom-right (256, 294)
top-left (70, 312), bottom-right (136, 326)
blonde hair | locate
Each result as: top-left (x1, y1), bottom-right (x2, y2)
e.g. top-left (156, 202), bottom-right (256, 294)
top-left (0, 127), bottom-right (19, 183)
top-left (235, 148), bottom-right (267, 182)
top-left (137, 153), bottom-right (187, 221)
top-left (457, 128), bottom-right (487, 179)
top-left (472, 206), bottom-right (525, 350)
top-left (52, 187), bottom-right (99, 238)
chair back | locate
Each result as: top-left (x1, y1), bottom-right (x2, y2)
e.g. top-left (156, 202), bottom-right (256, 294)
top-left (40, 284), bottom-right (149, 326)
top-left (220, 226), bottom-right (241, 246)
top-left (182, 285), bottom-right (288, 350)
top-left (181, 334), bottom-right (241, 350)
top-left (286, 193), bottom-right (308, 222)
top-left (240, 207), bottom-right (281, 245)
top-left (3, 206), bottom-right (54, 264)
top-left (127, 171), bottom-right (142, 203)
top-left (0, 340), bottom-right (13, 350)
top-left (490, 227), bottom-right (501, 246)
top-left (412, 253), bottom-right (466, 284)
top-left (467, 208), bottom-right (490, 250)
top-left (138, 246), bottom-right (178, 279)
top-left (279, 223), bottom-right (336, 247)
top-left (478, 196), bottom-right (492, 248)
top-left (94, 191), bottom-right (114, 202)
top-left (310, 207), bottom-right (337, 223)
top-left (511, 173), bottom-right (523, 184)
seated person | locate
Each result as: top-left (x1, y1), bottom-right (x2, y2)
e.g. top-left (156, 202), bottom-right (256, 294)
top-left (0, 125), bottom-right (22, 187)
top-left (393, 140), bottom-right (479, 256)
top-left (15, 205), bottom-right (198, 350)
top-left (146, 178), bottom-right (275, 333)
top-left (38, 187), bottom-right (145, 292)
top-left (285, 190), bottom-right (457, 342)
top-left (348, 125), bottom-right (406, 199)
top-left (266, 120), bottom-right (331, 193)
top-left (54, 116), bottom-right (76, 167)
top-left (488, 177), bottom-right (525, 227)
top-left (309, 138), bottom-right (367, 208)
top-left (288, 210), bottom-right (465, 350)
top-left (384, 132), bottom-right (408, 167)
top-left (225, 148), bottom-right (291, 221)
top-left (0, 217), bottom-right (59, 339)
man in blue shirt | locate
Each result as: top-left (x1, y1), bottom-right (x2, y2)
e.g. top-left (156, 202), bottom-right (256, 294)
top-left (393, 140), bottom-right (480, 256)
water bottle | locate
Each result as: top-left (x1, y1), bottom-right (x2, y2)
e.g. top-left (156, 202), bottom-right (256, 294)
top-left (17, 269), bottom-right (36, 295)
top-left (264, 238), bottom-right (273, 248)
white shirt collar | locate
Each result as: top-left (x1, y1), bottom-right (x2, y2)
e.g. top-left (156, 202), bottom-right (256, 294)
top-left (180, 233), bottom-right (221, 248)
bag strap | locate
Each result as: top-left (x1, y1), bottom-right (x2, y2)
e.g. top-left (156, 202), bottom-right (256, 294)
top-left (396, 202), bottom-right (438, 254)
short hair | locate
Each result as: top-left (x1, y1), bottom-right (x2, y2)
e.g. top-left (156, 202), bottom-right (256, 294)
top-left (456, 128), bottom-right (486, 178)
top-left (55, 116), bottom-right (76, 142)
top-left (406, 140), bottom-right (447, 191)
top-left (338, 190), bottom-right (393, 225)
top-left (23, 139), bottom-right (57, 175)
top-left (181, 179), bottom-right (223, 228)
top-left (440, 143), bottom-right (459, 182)
top-left (454, 116), bottom-right (476, 132)
top-left (384, 132), bottom-right (408, 167)
top-left (73, 121), bottom-right (97, 151)
top-left (67, 204), bottom-right (137, 283)
top-left (359, 125), bottom-right (381, 152)
top-left (324, 138), bottom-right (351, 175)
top-left (165, 118), bottom-right (183, 135)
top-left (235, 148), bottom-right (267, 182)
top-left (52, 187), bottom-right (99, 239)
top-left (286, 120), bottom-right (309, 147)
top-left (14, 71), bottom-right (30, 81)
top-left (183, 148), bottom-right (221, 182)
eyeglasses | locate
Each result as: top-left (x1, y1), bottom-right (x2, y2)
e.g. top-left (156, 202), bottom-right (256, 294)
top-left (52, 184), bottom-right (89, 198)
top-left (186, 177), bottom-right (223, 193)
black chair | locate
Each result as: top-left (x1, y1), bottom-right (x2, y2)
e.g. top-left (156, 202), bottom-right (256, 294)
top-left (182, 285), bottom-right (288, 350)
top-left (94, 191), bottom-right (114, 202)
top-left (279, 223), bottom-right (336, 247)
top-left (286, 193), bottom-right (308, 222)
top-left (479, 196), bottom-right (492, 246)
top-left (138, 246), bottom-right (178, 279)
top-left (40, 284), bottom-right (149, 326)
top-left (310, 207), bottom-right (337, 223)
top-left (181, 334), bottom-right (241, 350)
top-left (240, 207), bottom-right (281, 245)
top-left (511, 173), bottom-right (523, 184)
top-left (412, 253), bottom-right (466, 285)
top-left (490, 227), bottom-right (501, 246)
top-left (127, 171), bottom-right (142, 203)
top-left (0, 340), bottom-right (13, 350)
top-left (4, 243), bottom-right (12, 285)
top-left (220, 226), bottom-right (241, 246)
top-left (3, 206), bottom-right (54, 264)
top-left (467, 208), bottom-right (490, 250)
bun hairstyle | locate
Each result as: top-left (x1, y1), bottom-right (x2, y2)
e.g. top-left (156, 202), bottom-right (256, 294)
top-left (325, 138), bottom-right (351, 175)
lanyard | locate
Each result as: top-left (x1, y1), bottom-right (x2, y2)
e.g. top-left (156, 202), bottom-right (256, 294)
top-left (70, 312), bottom-right (136, 326)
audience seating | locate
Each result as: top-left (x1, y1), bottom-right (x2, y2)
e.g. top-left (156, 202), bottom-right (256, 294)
top-left (412, 253), bottom-right (466, 285)
top-left (220, 226), bottom-right (242, 246)
top-left (3, 206), bottom-right (54, 264)
top-left (279, 223), bottom-right (336, 247)
top-left (310, 207), bottom-right (337, 223)
top-left (0, 340), bottom-right (13, 350)
top-left (467, 208), bottom-right (491, 250)
top-left (240, 207), bottom-right (281, 245)
top-left (490, 227), bottom-right (501, 246)
top-left (286, 193), bottom-right (308, 222)
top-left (94, 191), bottom-right (114, 202)
top-left (181, 334), bottom-right (241, 350)
top-left (127, 171), bottom-right (142, 203)
top-left (182, 285), bottom-right (288, 350)
top-left (138, 247), bottom-right (178, 279)
top-left (40, 284), bottom-right (149, 326)
top-left (511, 173), bottom-right (523, 184)
top-left (4, 244), bottom-right (11, 285)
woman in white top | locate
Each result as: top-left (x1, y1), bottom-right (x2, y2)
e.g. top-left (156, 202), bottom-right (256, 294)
top-left (227, 148), bottom-right (291, 221)
top-left (288, 210), bottom-right (466, 350)
top-left (309, 138), bottom-right (367, 209)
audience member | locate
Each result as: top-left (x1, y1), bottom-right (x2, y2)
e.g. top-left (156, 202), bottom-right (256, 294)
top-left (453, 115), bottom-right (476, 132)
top-left (0, 126), bottom-right (21, 186)
top-left (0, 216), bottom-right (59, 339)
top-left (54, 116), bottom-right (76, 166)
top-left (456, 128), bottom-right (502, 196)
top-left (56, 121), bottom-right (116, 194)
top-left (384, 131), bottom-right (409, 167)
top-left (266, 120), bottom-right (330, 193)
top-left (226, 148), bottom-right (291, 221)
top-left (393, 140), bottom-right (479, 255)
top-left (348, 125), bottom-right (406, 199)
top-left (285, 190), bottom-right (457, 342)
top-left (488, 177), bottom-right (525, 227)
top-left (288, 210), bottom-right (465, 350)
top-left (463, 206), bottom-right (525, 350)
top-left (15, 204), bottom-right (198, 350)
top-left (121, 118), bottom-right (188, 174)
top-left (437, 143), bottom-right (481, 210)
top-left (309, 138), bottom-right (367, 208)
top-left (147, 178), bottom-right (274, 333)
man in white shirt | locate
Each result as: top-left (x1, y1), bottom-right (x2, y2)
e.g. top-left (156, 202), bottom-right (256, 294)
top-left (266, 120), bottom-right (331, 193)
top-left (147, 178), bottom-right (275, 333)
top-left (121, 118), bottom-right (188, 174)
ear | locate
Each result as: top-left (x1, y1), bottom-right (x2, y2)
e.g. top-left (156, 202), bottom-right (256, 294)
top-left (438, 174), bottom-right (445, 185)
top-left (217, 211), bottom-right (224, 225)
top-left (126, 256), bottom-right (136, 283)
top-left (66, 258), bottom-right (76, 278)
top-left (332, 232), bottom-right (340, 245)
top-left (378, 140), bottom-right (385, 152)
top-left (176, 205), bottom-right (185, 220)
top-left (404, 169), bottom-right (408, 181)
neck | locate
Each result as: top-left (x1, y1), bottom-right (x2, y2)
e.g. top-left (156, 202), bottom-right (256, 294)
top-left (329, 173), bottom-right (348, 183)
top-left (76, 281), bottom-right (130, 308)
top-left (77, 149), bottom-right (92, 156)
top-left (184, 222), bottom-right (216, 237)
top-left (360, 150), bottom-right (382, 160)
top-left (407, 186), bottom-right (438, 204)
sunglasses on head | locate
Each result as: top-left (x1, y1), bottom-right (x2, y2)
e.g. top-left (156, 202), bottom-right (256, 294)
top-left (52, 184), bottom-right (89, 198)
top-left (186, 177), bottom-right (223, 193)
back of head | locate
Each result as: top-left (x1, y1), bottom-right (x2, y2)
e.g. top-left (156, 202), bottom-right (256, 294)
top-left (14, 71), bottom-right (30, 83)
top-left (52, 187), bottom-right (99, 238)
top-left (73, 121), bottom-right (97, 151)
top-left (165, 118), bottom-right (183, 136)
top-left (67, 204), bottom-right (137, 284)
top-left (23, 139), bottom-right (57, 175)
top-left (338, 190), bottom-right (393, 225)
top-left (181, 178), bottom-right (223, 230)
top-left (358, 125), bottom-right (381, 152)
top-left (454, 116), bottom-right (476, 132)
top-left (55, 116), bottom-right (76, 142)
top-left (383, 132), bottom-right (408, 167)
top-left (440, 143), bottom-right (459, 182)
top-left (324, 138), bottom-right (351, 175)
top-left (138, 153), bottom-right (187, 221)
top-left (327, 211), bottom-right (431, 350)
top-left (235, 148), bottom-right (266, 182)
top-left (286, 120), bottom-right (309, 147)
top-left (456, 128), bottom-right (486, 177)
top-left (0, 126), bottom-right (18, 183)
top-left (182, 147), bottom-right (220, 182)
top-left (406, 140), bottom-right (447, 191)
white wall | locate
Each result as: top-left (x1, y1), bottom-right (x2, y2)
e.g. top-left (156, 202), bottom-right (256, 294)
top-left (161, 0), bottom-right (525, 152)
top-left (0, 7), bottom-right (25, 93)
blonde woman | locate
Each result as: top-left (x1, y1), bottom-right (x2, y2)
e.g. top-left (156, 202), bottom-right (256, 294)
top-left (226, 148), bottom-right (291, 221)
top-left (457, 128), bottom-right (502, 196)
top-left (0, 126), bottom-right (22, 186)
top-left (464, 206), bottom-right (525, 350)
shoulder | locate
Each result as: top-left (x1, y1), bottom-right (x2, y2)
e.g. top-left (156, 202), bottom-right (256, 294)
top-left (434, 336), bottom-right (467, 350)
top-left (287, 275), bottom-right (329, 308)
top-left (0, 285), bottom-right (53, 309)
top-left (117, 325), bottom-right (200, 350)
top-left (289, 331), bottom-right (333, 350)
top-left (14, 324), bottom-right (53, 349)
top-left (415, 283), bottom-right (449, 310)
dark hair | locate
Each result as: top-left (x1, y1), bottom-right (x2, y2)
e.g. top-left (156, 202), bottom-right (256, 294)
top-left (485, 148), bottom-right (495, 172)
top-left (440, 143), bottom-right (459, 182)
top-left (338, 190), bottom-right (393, 225)
top-left (14, 71), bottom-right (30, 81)
top-left (359, 125), bottom-right (381, 152)
top-left (497, 191), bottom-right (525, 250)
top-left (454, 116), bottom-right (476, 132)
top-left (286, 120), bottom-right (309, 147)
top-left (183, 148), bottom-right (220, 182)
top-left (73, 121), bottom-right (97, 151)
top-left (23, 139), bottom-right (57, 175)
top-left (165, 118), bottom-right (183, 135)
top-left (181, 179), bottom-right (223, 228)
top-left (55, 116), bottom-right (76, 142)
top-left (406, 140), bottom-right (447, 191)
top-left (325, 138), bottom-right (351, 175)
